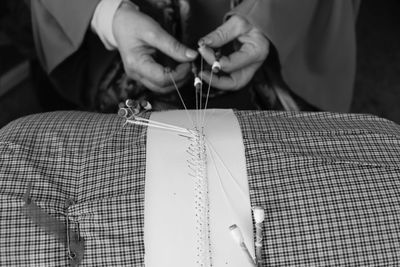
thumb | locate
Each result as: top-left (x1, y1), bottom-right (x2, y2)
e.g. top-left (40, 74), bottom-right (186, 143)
top-left (149, 28), bottom-right (198, 62)
top-left (198, 15), bottom-right (249, 48)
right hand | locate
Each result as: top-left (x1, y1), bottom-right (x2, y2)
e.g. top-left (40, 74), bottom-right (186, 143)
top-left (112, 2), bottom-right (198, 93)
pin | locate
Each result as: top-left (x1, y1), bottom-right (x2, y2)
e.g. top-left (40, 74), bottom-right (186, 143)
top-left (229, 224), bottom-right (257, 266)
top-left (22, 183), bottom-right (84, 266)
top-left (64, 199), bottom-right (84, 267)
top-left (65, 199), bottom-right (76, 261)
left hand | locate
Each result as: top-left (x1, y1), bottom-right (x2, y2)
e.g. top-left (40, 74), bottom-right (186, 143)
top-left (197, 15), bottom-right (269, 91)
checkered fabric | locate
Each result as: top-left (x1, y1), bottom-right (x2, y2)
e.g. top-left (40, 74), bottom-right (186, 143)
top-left (1, 110), bottom-right (400, 266)
top-left (235, 111), bottom-right (400, 265)
top-left (0, 111), bottom-right (149, 266)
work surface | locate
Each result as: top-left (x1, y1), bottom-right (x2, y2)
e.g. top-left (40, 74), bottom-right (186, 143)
top-left (1, 110), bottom-right (400, 266)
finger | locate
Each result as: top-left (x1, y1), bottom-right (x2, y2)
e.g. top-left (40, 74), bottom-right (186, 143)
top-left (217, 29), bottom-right (269, 73)
top-left (198, 45), bottom-right (217, 66)
top-left (198, 15), bottom-right (250, 48)
top-left (199, 63), bottom-right (260, 91)
top-left (133, 64), bottom-right (190, 93)
top-left (143, 26), bottom-right (198, 62)
top-left (165, 63), bottom-right (193, 88)
top-left (220, 40), bottom-right (268, 73)
top-left (138, 75), bottom-right (188, 94)
top-left (127, 52), bottom-right (191, 88)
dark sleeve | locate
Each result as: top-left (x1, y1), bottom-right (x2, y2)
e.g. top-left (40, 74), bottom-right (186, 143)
top-left (228, 0), bottom-right (361, 112)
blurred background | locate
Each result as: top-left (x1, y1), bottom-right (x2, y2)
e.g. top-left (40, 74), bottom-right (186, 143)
top-left (0, 0), bottom-right (399, 128)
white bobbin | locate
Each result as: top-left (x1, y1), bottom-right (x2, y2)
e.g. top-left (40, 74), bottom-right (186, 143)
top-left (118, 108), bottom-right (130, 118)
top-left (229, 224), bottom-right (257, 266)
top-left (229, 224), bottom-right (244, 244)
top-left (252, 206), bottom-right (265, 224)
top-left (125, 99), bottom-right (135, 108)
top-left (140, 100), bottom-right (152, 110)
top-left (212, 61), bottom-right (221, 73)
top-left (194, 77), bottom-right (202, 87)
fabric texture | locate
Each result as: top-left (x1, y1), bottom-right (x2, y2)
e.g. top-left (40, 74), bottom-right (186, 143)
top-left (1, 110), bottom-right (400, 266)
top-left (0, 112), bottom-right (148, 266)
top-left (236, 111), bottom-right (400, 265)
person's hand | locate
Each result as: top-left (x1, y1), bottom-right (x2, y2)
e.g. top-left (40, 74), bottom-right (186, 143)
top-left (112, 2), bottom-right (198, 93)
top-left (198, 15), bottom-right (269, 91)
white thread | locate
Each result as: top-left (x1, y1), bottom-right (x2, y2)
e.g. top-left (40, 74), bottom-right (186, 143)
top-left (205, 138), bottom-right (249, 200)
top-left (128, 118), bottom-right (186, 133)
top-left (134, 117), bottom-right (189, 133)
top-left (125, 119), bottom-right (191, 136)
top-left (200, 56), bottom-right (204, 118)
top-left (201, 71), bottom-right (214, 128)
top-left (167, 71), bottom-right (195, 128)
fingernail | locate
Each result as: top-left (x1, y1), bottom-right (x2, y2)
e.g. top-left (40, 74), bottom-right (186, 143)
top-left (198, 39), bottom-right (206, 47)
top-left (203, 38), bottom-right (212, 45)
top-left (198, 38), bottom-right (211, 47)
top-left (186, 50), bottom-right (198, 59)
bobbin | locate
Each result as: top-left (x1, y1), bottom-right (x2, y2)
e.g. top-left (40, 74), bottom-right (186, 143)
top-left (194, 77), bottom-right (202, 88)
top-left (212, 61), bottom-right (221, 73)
top-left (118, 108), bottom-right (131, 118)
top-left (140, 100), bottom-right (152, 110)
top-left (212, 50), bottom-right (222, 73)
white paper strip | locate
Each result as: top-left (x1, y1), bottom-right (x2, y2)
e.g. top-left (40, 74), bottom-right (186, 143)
top-left (144, 109), bottom-right (254, 267)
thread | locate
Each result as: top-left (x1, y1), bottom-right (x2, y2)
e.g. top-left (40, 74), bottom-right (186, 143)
top-left (167, 70), bottom-right (195, 128)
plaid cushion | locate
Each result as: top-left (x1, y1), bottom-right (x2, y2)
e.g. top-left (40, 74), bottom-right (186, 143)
top-left (0, 111), bottom-right (149, 266)
top-left (236, 111), bottom-right (400, 265)
top-left (1, 110), bottom-right (400, 266)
